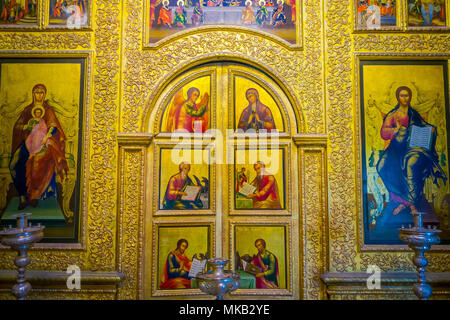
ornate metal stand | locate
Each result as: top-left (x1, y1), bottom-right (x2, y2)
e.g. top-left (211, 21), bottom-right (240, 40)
top-left (399, 212), bottom-right (440, 300)
top-left (0, 213), bottom-right (44, 300)
top-left (196, 258), bottom-right (240, 300)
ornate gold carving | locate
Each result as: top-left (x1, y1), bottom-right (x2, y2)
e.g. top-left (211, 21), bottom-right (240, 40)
top-left (301, 0), bottom-right (324, 134)
top-left (353, 35), bottom-right (450, 52)
top-left (0, 290), bottom-right (116, 300)
top-left (117, 148), bottom-right (145, 299)
top-left (85, 0), bottom-right (121, 271)
top-left (428, 254), bottom-right (450, 272)
top-left (360, 252), bottom-right (450, 273)
top-left (300, 149), bottom-right (328, 300)
top-left (326, 0), bottom-right (358, 272)
top-left (0, 34), bottom-right (91, 50)
top-left (360, 252), bottom-right (415, 272)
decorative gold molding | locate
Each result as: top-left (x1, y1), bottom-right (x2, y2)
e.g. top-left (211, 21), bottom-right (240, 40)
top-left (0, 270), bottom-right (124, 284)
top-left (302, 0), bottom-right (324, 134)
top-left (321, 272), bottom-right (450, 300)
top-left (86, 0), bottom-right (121, 271)
top-left (299, 148), bottom-right (328, 300)
top-left (117, 147), bottom-right (146, 299)
top-left (0, 33), bottom-right (91, 50)
top-left (353, 35), bottom-right (450, 52)
top-left (292, 134), bottom-right (327, 148)
top-left (326, 0), bottom-right (358, 273)
top-left (117, 133), bottom-right (154, 146)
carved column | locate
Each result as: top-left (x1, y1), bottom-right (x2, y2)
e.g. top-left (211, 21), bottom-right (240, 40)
top-left (294, 134), bottom-right (328, 300)
top-left (117, 133), bottom-right (153, 299)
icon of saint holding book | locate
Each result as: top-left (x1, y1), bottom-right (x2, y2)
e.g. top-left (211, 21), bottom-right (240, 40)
top-left (376, 86), bottom-right (447, 216)
top-left (244, 161), bottom-right (281, 209)
top-left (159, 238), bottom-right (207, 289)
top-left (161, 161), bottom-right (206, 210)
top-left (160, 238), bottom-right (192, 289)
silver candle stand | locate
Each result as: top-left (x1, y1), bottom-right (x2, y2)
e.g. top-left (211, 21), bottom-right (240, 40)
top-left (399, 212), bottom-right (440, 300)
top-left (0, 212), bottom-right (44, 300)
top-left (196, 258), bottom-right (240, 300)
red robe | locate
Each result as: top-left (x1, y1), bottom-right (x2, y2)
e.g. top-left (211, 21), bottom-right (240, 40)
top-left (11, 101), bottom-right (68, 200)
top-left (160, 250), bottom-right (192, 289)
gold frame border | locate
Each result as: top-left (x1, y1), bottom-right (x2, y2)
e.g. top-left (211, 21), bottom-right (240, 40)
top-left (354, 52), bottom-right (450, 252)
top-left (0, 50), bottom-right (92, 250)
top-left (142, 0), bottom-right (303, 51)
top-left (228, 219), bottom-right (293, 296)
top-left (150, 218), bottom-right (216, 297)
top-left (296, 138), bottom-right (329, 299)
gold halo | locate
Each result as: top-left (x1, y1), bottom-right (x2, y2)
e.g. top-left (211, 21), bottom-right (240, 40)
top-left (163, 0), bottom-right (169, 5)
top-left (177, 0), bottom-right (184, 6)
top-left (245, 0), bottom-right (252, 5)
top-left (31, 105), bottom-right (45, 118)
top-left (277, 0), bottom-right (283, 5)
top-left (259, 0), bottom-right (265, 6)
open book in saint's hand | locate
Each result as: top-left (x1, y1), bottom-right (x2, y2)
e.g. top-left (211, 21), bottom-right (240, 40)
top-left (408, 125), bottom-right (433, 151)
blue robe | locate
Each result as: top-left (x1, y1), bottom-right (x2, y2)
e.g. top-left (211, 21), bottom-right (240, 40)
top-left (376, 105), bottom-right (447, 209)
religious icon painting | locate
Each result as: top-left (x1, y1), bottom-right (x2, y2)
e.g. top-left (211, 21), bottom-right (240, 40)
top-left (407, 0), bottom-right (446, 27)
top-left (0, 56), bottom-right (88, 243)
top-left (355, 0), bottom-right (398, 30)
top-left (146, 0), bottom-right (300, 47)
top-left (153, 221), bottom-right (214, 295)
top-left (231, 222), bottom-right (290, 294)
top-left (233, 74), bottom-right (285, 134)
top-left (359, 59), bottom-right (450, 245)
top-left (160, 74), bottom-right (212, 134)
top-left (155, 143), bottom-right (214, 216)
top-left (0, 0), bottom-right (39, 27)
top-left (48, 0), bottom-right (90, 28)
top-left (232, 145), bottom-right (288, 214)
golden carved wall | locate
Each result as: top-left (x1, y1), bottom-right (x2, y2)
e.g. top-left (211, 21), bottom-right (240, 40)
top-left (0, 0), bottom-right (449, 300)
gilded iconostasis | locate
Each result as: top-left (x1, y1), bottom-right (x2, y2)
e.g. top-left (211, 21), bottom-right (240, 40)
top-left (0, 0), bottom-right (449, 300)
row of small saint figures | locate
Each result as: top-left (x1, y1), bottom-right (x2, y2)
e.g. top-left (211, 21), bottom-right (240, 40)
top-left (157, 0), bottom-right (289, 27)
